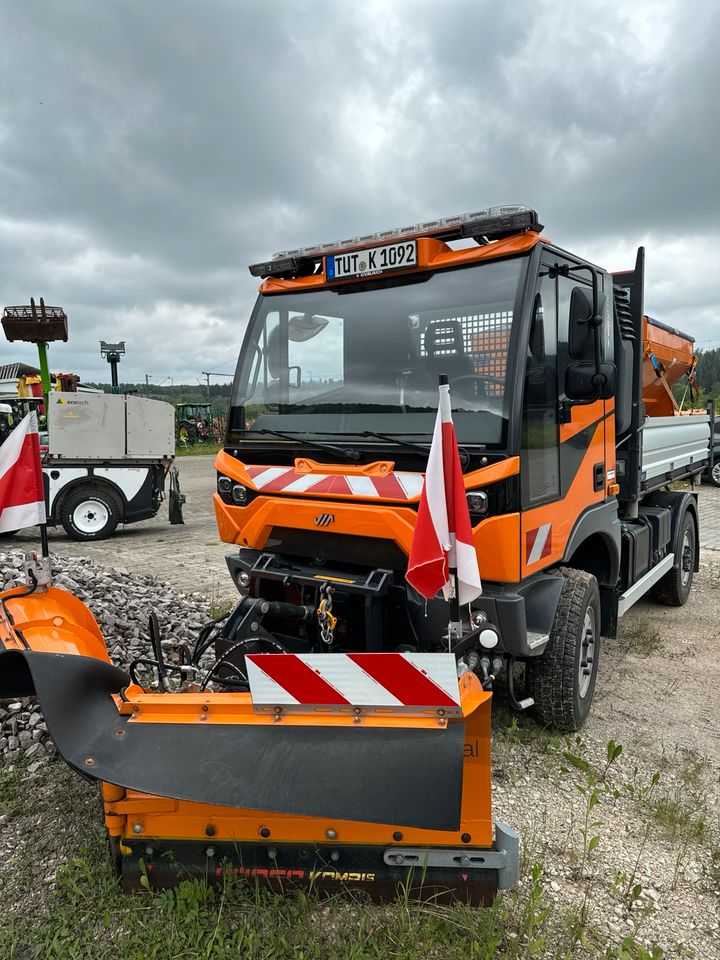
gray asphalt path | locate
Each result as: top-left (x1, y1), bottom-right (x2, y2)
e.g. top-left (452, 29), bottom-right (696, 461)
top-left (698, 481), bottom-right (720, 549)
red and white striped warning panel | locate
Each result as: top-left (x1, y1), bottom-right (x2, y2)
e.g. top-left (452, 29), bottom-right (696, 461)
top-left (245, 465), bottom-right (424, 501)
top-left (525, 522), bottom-right (552, 566)
top-left (246, 652), bottom-right (461, 716)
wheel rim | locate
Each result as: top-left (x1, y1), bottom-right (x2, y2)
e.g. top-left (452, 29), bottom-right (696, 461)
top-left (578, 607), bottom-right (596, 699)
top-left (681, 528), bottom-right (694, 587)
top-left (712, 462), bottom-right (720, 484)
top-left (73, 499), bottom-right (109, 534)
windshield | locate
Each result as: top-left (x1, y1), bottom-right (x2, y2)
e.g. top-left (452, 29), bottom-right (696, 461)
top-left (229, 256), bottom-right (527, 447)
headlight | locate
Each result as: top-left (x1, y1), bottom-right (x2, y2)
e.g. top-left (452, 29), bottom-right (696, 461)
top-left (232, 484), bottom-right (248, 505)
top-left (467, 491), bottom-right (489, 515)
top-left (217, 475), bottom-right (233, 494)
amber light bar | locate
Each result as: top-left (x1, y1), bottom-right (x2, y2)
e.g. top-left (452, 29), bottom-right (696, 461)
top-left (249, 205), bottom-right (543, 279)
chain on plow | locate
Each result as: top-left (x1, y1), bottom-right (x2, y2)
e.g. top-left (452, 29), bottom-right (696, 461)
top-left (316, 582), bottom-right (337, 646)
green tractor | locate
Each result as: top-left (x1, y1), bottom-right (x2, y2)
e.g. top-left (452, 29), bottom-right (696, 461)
top-left (175, 402), bottom-right (213, 444)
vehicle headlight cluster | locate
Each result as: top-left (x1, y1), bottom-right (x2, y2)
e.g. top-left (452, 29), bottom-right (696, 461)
top-left (217, 475), bottom-right (249, 506)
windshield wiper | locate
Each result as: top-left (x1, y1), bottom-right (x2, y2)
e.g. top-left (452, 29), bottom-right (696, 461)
top-left (359, 430), bottom-right (471, 468)
top-left (254, 428), bottom-right (361, 463)
top-left (359, 431), bottom-right (431, 458)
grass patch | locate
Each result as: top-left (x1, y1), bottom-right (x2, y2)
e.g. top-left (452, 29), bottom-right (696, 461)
top-left (651, 795), bottom-right (707, 844)
top-left (0, 761), bottom-right (49, 819)
top-left (621, 619), bottom-right (663, 657)
top-left (0, 851), bottom-right (554, 960)
top-left (175, 442), bottom-right (223, 457)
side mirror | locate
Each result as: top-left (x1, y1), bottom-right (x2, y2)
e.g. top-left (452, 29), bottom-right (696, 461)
top-left (565, 361), bottom-right (616, 400)
top-left (569, 286), bottom-right (606, 361)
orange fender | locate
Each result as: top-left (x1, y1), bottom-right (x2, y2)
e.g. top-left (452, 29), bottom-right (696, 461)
top-left (0, 585), bottom-right (109, 662)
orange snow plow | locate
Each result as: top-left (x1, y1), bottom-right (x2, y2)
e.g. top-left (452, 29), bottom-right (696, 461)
top-left (0, 578), bottom-right (516, 902)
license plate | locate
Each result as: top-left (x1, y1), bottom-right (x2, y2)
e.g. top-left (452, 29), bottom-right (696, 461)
top-left (326, 240), bottom-right (417, 281)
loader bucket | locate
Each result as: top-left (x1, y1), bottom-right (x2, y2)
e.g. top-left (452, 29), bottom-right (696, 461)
top-left (0, 586), bottom-right (517, 903)
top-left (2, 303), bottom-right (69, 343)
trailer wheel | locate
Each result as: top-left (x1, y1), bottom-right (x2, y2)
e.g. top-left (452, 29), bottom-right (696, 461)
top-left (653, 510), bottom-right (696, 606)
top-left (526, 568), bottom-right (600, 732)
top-left (60, 486), bottom-right (120, 541)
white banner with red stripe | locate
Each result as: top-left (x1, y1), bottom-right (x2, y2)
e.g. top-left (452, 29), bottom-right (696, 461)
top-left (0, 411), bottom-right (46, 534)
top-left (246, 652), bottom-right (461, 715)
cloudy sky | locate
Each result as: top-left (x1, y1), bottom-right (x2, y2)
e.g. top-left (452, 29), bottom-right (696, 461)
top-left (1, 0), bottom-right (718, 385)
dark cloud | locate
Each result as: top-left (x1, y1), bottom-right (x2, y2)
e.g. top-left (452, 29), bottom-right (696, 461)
top-left (1, 0), bottom-right (719, 382)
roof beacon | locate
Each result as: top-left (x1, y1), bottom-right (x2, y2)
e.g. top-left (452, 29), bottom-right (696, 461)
top-left (249, 204), bottom-right (543, 278)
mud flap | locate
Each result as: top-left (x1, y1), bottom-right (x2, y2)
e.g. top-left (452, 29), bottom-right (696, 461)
top-left (0, 649), bottom-right (465, 831)
top-left (168, 466), bottom-right (185, 525)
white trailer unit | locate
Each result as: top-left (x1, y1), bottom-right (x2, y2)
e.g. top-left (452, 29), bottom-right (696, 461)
top-left (43, 393), bottom-right (180, 540)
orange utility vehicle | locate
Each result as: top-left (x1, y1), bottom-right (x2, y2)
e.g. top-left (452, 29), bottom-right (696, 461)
top-left (0, 205), bottom-right (710, 901)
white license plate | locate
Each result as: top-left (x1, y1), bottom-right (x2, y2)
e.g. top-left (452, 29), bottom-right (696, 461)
top-left (326, 240), bottom-right (417, 281)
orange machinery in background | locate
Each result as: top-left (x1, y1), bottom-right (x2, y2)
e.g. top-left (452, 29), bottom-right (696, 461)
top-left (643, 316), bottom-right (698, 417)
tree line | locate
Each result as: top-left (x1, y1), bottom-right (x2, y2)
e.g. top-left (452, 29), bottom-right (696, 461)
top-left (696, 348), bottom-right (720, 407)
top-left (85, 381), bottom-right (233, 414)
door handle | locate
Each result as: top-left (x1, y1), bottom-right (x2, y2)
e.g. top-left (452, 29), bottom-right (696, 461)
top-left (593, 462), bottom-right (605, 492)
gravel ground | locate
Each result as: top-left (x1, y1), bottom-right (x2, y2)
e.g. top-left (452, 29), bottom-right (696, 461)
top-left (1, 466), bottom-right (719, 956)
top-left (0, 550), bottom-right (213, 768)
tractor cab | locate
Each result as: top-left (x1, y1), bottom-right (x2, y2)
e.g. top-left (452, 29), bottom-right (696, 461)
top-left (176, 402), bottom-right (213, 443)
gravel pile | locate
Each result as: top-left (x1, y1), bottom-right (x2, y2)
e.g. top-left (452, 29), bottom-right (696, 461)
top-left (0, 549), bottom-right (213, 769)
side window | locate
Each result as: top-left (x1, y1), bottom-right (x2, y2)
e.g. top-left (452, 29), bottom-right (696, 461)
top-left (521, 271), bottom-right (560, 507)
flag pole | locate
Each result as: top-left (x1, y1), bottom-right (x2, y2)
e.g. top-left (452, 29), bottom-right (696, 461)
top-left (39, 522), bottom-right (49, 559)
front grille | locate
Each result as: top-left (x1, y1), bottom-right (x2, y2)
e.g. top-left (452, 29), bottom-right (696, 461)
top-left (266, 528), bottom-right (408, 572)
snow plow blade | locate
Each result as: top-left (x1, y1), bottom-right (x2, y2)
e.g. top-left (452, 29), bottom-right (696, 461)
top-left (0, 585), bottom-right (518, 903)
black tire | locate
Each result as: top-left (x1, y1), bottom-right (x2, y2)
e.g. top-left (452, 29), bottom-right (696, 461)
top-left (526, 568), bottom-right (601, 732)
top-left (710, 462), bottom-right (720, 487)
top-left (60, 485), bottom-right (120, 541)
top-left (653, 510), bottom-right (696, 606)
top-left (178, 420), bottom-right (198, 443)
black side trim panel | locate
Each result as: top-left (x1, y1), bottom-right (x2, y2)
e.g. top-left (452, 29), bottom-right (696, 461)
top-left (123, 467), bottom-right (157, 522)
top-left (0, 650), bottom-right (464, 831)
top-left (560, 418), bottom-right (603, 497)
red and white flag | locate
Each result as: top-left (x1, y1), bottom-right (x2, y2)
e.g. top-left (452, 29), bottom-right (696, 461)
top-left (0, 411), bottom-right (46, 534)
top-left (406, 379), bottom-right (482, 604)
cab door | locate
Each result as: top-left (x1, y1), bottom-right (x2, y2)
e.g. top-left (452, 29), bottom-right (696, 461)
top-left (520, 256), bottom-right (607, 578)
